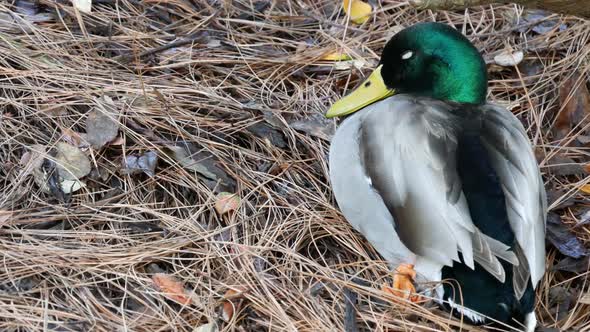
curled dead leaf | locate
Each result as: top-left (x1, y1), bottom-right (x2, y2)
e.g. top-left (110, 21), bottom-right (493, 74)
top-left (494, 50), bottom-right (524, 67)
top-left (343, 0), bottom-right (372, 24)
top-left (221, 287), bottom-right (247, 322)
top-left (152, 273), bottom-right (191, 305)
top-left (214, 192), bottom-right (240, 215)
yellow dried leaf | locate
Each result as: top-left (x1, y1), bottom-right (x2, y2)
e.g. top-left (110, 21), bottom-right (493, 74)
top-left (580, 184), bottom-right (590, 194)
top-left (343, 0), bottom-right (372, 24)
top-left (321, 51), bottom-right (352, 61)
top-left (152, 273), bottom-right (191, 305)
top-left (215, 192), bottom-right (240, 215)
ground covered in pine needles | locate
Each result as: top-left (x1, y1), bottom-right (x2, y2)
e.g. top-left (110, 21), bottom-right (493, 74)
top-left (0, 0), bottom-right (589, 331)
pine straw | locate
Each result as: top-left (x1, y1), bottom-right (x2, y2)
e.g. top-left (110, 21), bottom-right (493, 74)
top-left (0, 0), bottom-right (589, 331)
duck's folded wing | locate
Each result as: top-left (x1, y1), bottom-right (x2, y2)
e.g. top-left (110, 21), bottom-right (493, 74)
top-left (480, 104), bottom-right (547, 294)
top-left (358, 96), bottom-right (513, 281)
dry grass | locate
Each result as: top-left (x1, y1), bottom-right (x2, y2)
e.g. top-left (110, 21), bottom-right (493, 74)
top-left (0, 0), bottom-right (589, 331)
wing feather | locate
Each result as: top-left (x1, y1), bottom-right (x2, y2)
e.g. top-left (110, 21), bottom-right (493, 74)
top-left (480, 104), bottom-right (547, 289)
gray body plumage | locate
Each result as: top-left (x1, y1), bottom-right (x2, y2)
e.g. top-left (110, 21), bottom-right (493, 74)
top-left (329, 94), bottom-right (546, 299)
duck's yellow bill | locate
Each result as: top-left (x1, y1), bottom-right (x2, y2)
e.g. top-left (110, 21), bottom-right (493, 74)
top-left (325, 65), bottom-right (395, 118)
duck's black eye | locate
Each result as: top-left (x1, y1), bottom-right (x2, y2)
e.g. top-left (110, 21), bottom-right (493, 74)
top-left (401, 50), bottom-right (413, 60)
top-left (364, 81), bottom-right (371, 88)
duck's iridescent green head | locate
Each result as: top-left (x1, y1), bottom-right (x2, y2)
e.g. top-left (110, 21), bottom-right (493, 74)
top-left (326, 22), bottom-right (488, 118)
top-left (381, 22), bottom-right (487, 104)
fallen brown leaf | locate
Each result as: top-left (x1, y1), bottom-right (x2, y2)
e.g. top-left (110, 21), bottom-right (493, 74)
top-left (553, 73), bottom-right (590, 141)
top-left (214, 192), bottom-right (240, 215)
top-left (122, 151), bottom-right (158, 177)
top-left (152, 273), bottom-right (191, 305)
top-left (86, 96), bottom-right (120, 149)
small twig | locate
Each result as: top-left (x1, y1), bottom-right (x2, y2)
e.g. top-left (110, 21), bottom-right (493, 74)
top-left (114, 31), bottom-right (210, 64)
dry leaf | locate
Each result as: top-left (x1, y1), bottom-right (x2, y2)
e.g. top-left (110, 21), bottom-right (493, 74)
top-left (86, 97), bottom-right (120, 149)
top-left (544, 153), bottom-right (585, 176)
top-left (73, 0), bottom-right (92, 13)
top-left (152, 273), bottom-right (191, 305)
top-left (580, 184), bottom-right (590, 195)
top-left (61, 128), bottom-right (90, 149)
top-left (343, 0), bottom-right (372, 24)
top-left (333, 59), bottom-right (367, 71)
top-left (494, 50), bottom-right (524, 67)
top-left (221, 288), bottom-right (247, 322)
top-left (109, 136), bottom-right (125, 146)
top-left (547, 213), bottom-right (588, 259)
top-left (166, 146), bottom-right (217, 179)
top-left (60, 179), bottom-right (86, 194)
top-left (28, 145), bottom-right (51, 192)
top-left (193, 322), bottom-right (218, 332)
top-left (290, 114), bottom-right (336, 140)
top-left (553, 257), bottom-right (589, 273)
top-left (122, 151), bottom-right (158, 177)
top-left (55, 142), bottom-right (91, 180)
top-left (553, 72), bottom-right (590, 141)
top-left (61, 128), bottom-right (83, 147)
top-left (165, 143), bottom-right (236, 192)
top-left (246, 122), bottom-right (287, 148)
top-left (518, 10), bottom-right (568, 35)
top-left (580, 293), bottom-right (590, 305)
top-left (215, 192), bottom-right (240, 215)
top-left (321, 51), bottom-right (352, 61)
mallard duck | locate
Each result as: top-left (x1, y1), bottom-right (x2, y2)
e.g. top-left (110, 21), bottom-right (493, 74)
top-left (326, 22), bottom-right (546, 331)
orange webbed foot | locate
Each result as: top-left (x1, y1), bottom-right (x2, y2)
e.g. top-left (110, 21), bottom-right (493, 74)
top-left (381, 263), bottom-right (424, 303)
